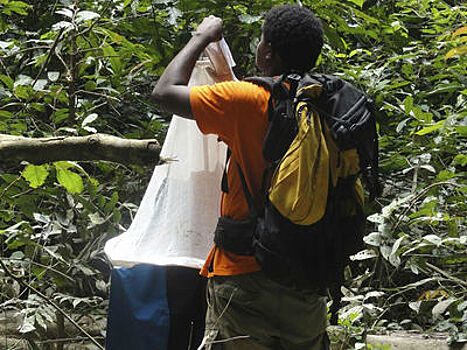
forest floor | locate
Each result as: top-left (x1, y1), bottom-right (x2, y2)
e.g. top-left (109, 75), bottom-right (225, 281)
top-left (1, 311), bottom-right (465, 350)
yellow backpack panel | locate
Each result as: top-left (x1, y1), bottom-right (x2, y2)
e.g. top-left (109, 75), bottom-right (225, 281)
top-left (268, 84), bottom-right (363, 226)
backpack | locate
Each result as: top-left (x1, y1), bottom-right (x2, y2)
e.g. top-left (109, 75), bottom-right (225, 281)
top-left (214, 73), bottom-right (379, 324)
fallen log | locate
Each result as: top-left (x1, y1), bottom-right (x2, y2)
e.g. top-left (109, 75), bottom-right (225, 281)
top-left (0, 133), bottom-right (161, 166)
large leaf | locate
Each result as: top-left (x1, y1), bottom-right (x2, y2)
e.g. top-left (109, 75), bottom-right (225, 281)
top-left (21, 164), bottom-right (49, 188)
top-left (55, 163), bottom-right (83, 194)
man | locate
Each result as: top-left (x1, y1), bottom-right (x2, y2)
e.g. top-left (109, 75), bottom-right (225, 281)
top-left (152, 4), bottom-right (329, 349)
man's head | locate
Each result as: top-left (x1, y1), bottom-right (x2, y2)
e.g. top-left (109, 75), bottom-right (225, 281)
top-left (256, 4), bottom-right (323, 76)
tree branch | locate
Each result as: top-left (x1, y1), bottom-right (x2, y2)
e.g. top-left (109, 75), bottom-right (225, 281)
top-left (425, 262), bottom-right (467, 290)
top-left (32, 28), bottom-right (65, 88)
top-left (0, 133), bottom-right (161, 166)
top-left (68, 1), bottom-right (79, 126)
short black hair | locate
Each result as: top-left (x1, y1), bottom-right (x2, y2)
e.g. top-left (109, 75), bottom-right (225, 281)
top-left (263, 4), bottom-right (323, 73)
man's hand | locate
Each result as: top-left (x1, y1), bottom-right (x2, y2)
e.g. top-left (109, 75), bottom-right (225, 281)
top-left (195, 15), bottom-right (223, 43)
top-left (151, 15), bottom-right (224, 119)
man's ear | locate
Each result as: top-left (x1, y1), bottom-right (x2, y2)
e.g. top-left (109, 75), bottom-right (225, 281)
top-left (263, 41), bottom-right (272, 61)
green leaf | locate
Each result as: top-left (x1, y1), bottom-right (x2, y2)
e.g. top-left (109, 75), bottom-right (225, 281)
top-left (404, 96), bottom-right (413, 114)
top-left (104, 191), bottom-right (119, 213)
top-left (54, 161), bottom-right (73, 170)
top-left (322, 22), bottom-right (346, 51)
top-left (453, 155), bottom-right (467, 167)
top-left (30, 103), bottom-right (45, 112)
top-left (84, 80), bottom-right (96, 91)
top-left (415, 120), bottom-right (445, 135)
top-left (21, 164), bottom-right (49, 188)
top-left (0, 110), bottom-right (13, 119)
top-left (402, 64), bottom-right (413, 77)
top-left (386, 81), bottom-right (411, 90)
top-left (455, 126), bottom-right (467, 136)
top-left (95, 28), bottom-right (126, 44)
top-left (14, 85), bottom-right (33, 100)
top-left (343, 4), bottom-right (378, 24)
top-left (0, 75), bottom-right (14, 89)
top-left (55, 165), bottom-right (83, 194)
top-left (436, 170), bottom-right (456, 182)
top-left (7, 1), bottom-right (30, 16)
top-left (428, 82), bottom-right (463, 95)
top-left (445, 46), bottom-right (467, 60)
top-left (53, 108), bottom-right (69, 123)
top-left (102, 45), bottom-right (123, 75)
top-left (112, 208), bottom-right (122, 223)
top-left (346, 0), bottom-right (364, 8)
top-left (439, 254), bottom-right (467, 265)
top-left (87, 177), bottom-right (99, 198)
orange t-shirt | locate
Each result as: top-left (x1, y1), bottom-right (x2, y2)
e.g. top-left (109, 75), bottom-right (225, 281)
top-left (190, 81), bottom-right (270, 277)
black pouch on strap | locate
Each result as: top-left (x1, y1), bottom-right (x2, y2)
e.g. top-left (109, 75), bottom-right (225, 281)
top-left (214, 216), bottom-right (256, 256)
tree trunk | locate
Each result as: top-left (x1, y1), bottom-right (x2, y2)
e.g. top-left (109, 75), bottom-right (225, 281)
top-left (0, 134), bottom-right (161, 166)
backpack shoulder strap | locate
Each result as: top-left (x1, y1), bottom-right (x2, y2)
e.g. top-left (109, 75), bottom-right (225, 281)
top-left (221, 147), bottom-right (232, 193)
top-left (244, 75), bottom-right (291, 102)
top-left (235, 163), bottom-right (257, 219)
top-left (244, 76), bottom-right (276, 92)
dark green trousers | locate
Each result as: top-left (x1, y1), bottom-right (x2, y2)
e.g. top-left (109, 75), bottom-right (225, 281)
top-left (200, 272), bottom-right (330, 350)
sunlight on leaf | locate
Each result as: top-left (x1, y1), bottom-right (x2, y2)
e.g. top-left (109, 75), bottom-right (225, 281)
top-left (22, 164), bottom-right (49, 188)
top-left (452, 27), bottom-right (467, 39)
top-left (445, 46), bottom-right (467, 60)
top-left (55, 164), bottom-right (83, 194)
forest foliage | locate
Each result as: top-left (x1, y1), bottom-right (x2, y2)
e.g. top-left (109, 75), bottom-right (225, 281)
top-left (0, 0), bottom-right (465, 348)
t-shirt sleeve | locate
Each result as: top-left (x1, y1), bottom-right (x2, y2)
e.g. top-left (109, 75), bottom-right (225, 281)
top-left (190, 81), bottom-right (269, 143)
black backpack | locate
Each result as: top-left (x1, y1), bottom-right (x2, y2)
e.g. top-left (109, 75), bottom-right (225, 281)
top-left (247, 73), bottom-right (379, 200)
top-left (215, 73), bottom-right (380, 324)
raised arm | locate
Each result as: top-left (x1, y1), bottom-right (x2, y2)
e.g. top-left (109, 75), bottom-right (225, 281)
top-left (150, 16), bottom-right (223, 119)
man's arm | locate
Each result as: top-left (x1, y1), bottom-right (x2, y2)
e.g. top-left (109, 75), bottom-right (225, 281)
top-left (150, 16), bottom-right (223, 119)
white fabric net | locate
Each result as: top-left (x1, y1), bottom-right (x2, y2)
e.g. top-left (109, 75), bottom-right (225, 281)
top-left (104, 39), bottom-right (236, 268)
